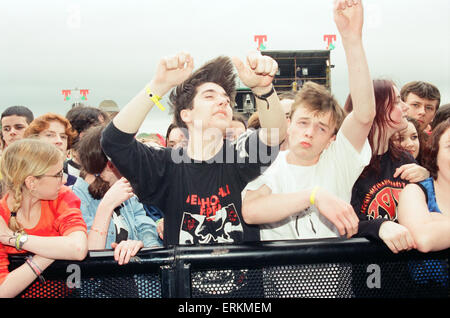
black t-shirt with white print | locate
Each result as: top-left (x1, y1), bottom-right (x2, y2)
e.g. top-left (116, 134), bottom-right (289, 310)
top-left (101, 123), bottom-right (279, 247)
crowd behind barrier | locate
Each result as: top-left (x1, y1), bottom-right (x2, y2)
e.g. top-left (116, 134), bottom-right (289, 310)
top-left (8, 238), bottom-right (449, 298)
top-left (2, 0), bottom-right (450, 300)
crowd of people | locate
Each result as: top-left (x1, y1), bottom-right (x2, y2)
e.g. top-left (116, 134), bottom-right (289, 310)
top-left (0, 0), bottom-right (449, 298)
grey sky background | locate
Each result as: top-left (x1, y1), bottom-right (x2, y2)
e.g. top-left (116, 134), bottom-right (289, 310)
top-left (1, 0), bottom-right (449, 135)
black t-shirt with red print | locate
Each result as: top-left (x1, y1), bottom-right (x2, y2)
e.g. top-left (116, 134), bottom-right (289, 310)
top-left (101, 123), bottom-right (278, 246)
top-left (351, 149), bottom-right (416, 241)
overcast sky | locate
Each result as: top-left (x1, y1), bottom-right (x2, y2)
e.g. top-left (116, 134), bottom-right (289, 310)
top-left (1, 0), bottom-right (449, 134)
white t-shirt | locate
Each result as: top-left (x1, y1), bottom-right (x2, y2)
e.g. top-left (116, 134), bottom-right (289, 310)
top-left (243, 130), bottom-right (371, 241)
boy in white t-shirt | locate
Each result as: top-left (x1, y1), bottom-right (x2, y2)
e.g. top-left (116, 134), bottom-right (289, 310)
top-left (242, 0), bottom-right (375, 241)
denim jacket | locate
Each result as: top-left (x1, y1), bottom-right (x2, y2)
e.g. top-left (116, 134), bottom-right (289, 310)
top-left (72, 177), bottom-right (162, 249)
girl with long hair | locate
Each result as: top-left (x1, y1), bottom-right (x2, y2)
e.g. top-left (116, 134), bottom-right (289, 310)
top-left (398, 119), bottom-right (450, 252)
top-left (0, 139), bottom-right (87, 297)
top-left (72, 126), bottom-right (161, 265)
top-left (345, 79), bottom-right (428, 253)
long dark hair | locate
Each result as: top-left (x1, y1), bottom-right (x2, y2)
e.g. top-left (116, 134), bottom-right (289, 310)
top-left (76, 125), bottom-right (110, 199)
top-left (344, 79), bottom-right (406, 176)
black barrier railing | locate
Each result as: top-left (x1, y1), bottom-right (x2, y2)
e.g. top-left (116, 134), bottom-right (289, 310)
top-left (8, 238), bottom-right (449, 298)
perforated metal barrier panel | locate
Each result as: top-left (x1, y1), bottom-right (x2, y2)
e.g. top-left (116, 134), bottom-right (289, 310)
top-left (17, 273), bottom-right (162, 298)
top-left (20, 281), bottom-right (71, 298)
top-left (190, 261), bottom-right (448, 298)
top-left (9, 239), bottom-right (449, 298)
top-left (68, 273), bottom-right (162, 298)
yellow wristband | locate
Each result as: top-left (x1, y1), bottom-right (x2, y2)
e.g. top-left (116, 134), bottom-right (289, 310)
top-left (145, 87), bottom-right (166, 111)
top-left (14, 230), bottom-right (28, 251)
top-left (310, 186), bottom-right (319, 206)
top-left (15, 232), bottom-right (23, 250)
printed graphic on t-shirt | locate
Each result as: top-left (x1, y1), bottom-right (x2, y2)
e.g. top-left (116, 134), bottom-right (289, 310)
top-left (184, 184), bottom-right (231, 217)
top-left (234, 129), bottom-right (251, 159)
top-left (180, 203), bottom-right (244, 245)
top-left (360, 180), bottom-right (406, 221)
top-left (112, 205), bottom-right (129, 243)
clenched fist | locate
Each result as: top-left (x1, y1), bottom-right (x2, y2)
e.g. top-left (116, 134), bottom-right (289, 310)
top-left (232, 51), bottom-right (278, 95)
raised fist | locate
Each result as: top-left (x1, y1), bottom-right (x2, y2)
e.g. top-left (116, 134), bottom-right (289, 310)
top-left (232, 51), bottom-right (278, 93)
top-left (151, 52), bottom-right (195, 96)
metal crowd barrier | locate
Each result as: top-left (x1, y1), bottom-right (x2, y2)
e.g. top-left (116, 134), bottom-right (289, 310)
top-left (8, 238), bottom-right (449, 298)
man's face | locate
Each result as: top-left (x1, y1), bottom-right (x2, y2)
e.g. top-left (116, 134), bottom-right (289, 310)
top-left (183, 82), bottom-right (232, 133)
top-left (404, 92), bottom-right (439, 131)
top-left (1, 115), bottom-right (29, 147)
top-left (167, 127), bottom-right (187, 148)
top-left (287, 105), bottom-right (336, 165)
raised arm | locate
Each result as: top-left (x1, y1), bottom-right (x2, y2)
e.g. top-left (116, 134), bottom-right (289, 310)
top-left (233, 52), bottom-right (287, 146)
top-left (334, 0), bottom-right (376, 152)
top-left (112, 52), bottom-right (195, 134)
top-left (86, 178), bottom-right (134, 250)
top-left (398, 183), bottom-right (450, 252)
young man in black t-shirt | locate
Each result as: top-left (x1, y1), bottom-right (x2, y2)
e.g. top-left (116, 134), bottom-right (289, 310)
top-left (101, 52), bottom-right (287, 247)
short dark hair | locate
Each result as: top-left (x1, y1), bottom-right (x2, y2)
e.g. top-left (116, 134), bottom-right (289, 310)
top-left (400, 81), bottom-right (441, 110)
top-left (168, 56), bottom-right (237, 130)
top-left (423, 118), bottom-right (450, 180)
top-left (1, 106), bottom-right (34, 124)
top-left (65, 106), bottom-right (110, 149)
top-left (65, 106), bottom-right (110, 135)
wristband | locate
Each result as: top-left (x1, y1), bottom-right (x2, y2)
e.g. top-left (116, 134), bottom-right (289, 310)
top-left (90, 227), bottom-right (106, 236)
top-left (15, 231), bottom-right (28, 251)
top-left (253, 86), bottom-right (275, 110)
top-left (145, 86), bottom-right (166, 111)
top-left (310, 186), bottom-right (319, 206)
top-left (15, 233), bottom-right (21, 250)
top-left (25, 256), bottom-right (46, 283)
